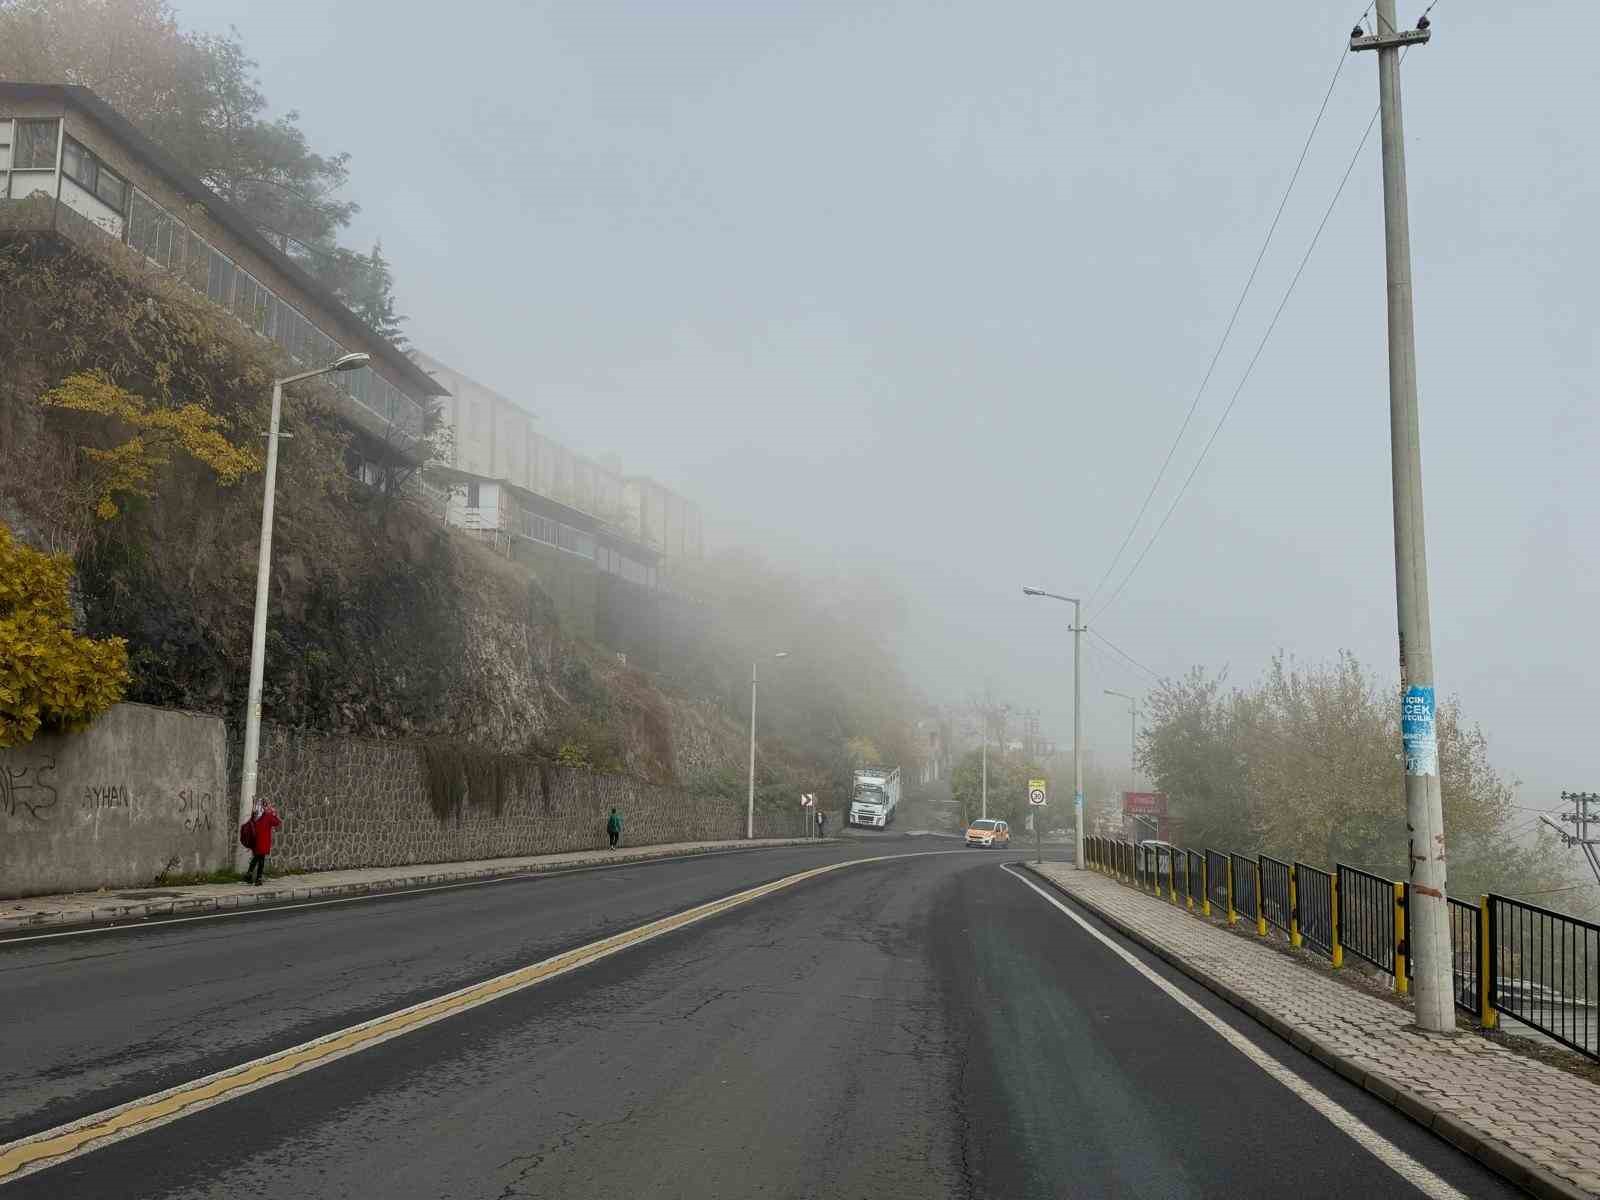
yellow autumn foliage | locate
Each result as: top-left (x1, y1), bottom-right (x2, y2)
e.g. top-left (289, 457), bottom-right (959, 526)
top-left (40, 370), bottom-right (262, 519)
top-left (0, 520), bottom-right (130, 748)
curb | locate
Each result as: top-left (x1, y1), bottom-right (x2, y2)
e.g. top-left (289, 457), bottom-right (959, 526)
top-left (1021, 864), bottom-right (1592, 1200)
top-left (0, 839), bottom-right (832, 937)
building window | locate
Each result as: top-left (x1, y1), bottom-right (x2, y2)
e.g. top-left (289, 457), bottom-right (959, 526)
top-left (466, 482), bottom-right (480, 509)
top-left (61, 136), bottom-right (95, 190)
top-left (13, 119), bottom-right (58, 170)
top-left (95, 163), bottom-right (127, 211)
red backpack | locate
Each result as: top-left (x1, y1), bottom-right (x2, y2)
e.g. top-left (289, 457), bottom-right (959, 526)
top-left (240, 816), bottom-right (256, 849)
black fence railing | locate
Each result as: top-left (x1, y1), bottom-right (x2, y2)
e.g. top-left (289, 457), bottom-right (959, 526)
top-left (1490, 895), bottom-right (1600, 1060)
top-left (1231, 852), bottom-right (1258, 924)
top-left (1449, 896), bottom-right (1481, 1017)
top-left (1080, 836), bottom-right (1600, 1063)
top-left (1206, 850), bottom-right (1229, 915)
top-left (1260, 855), bottom-right (1292, 937)
top-left (1338, 865), bottom-right (1397, 976)
top-left (1296, 862), bottom-right (1334, 959)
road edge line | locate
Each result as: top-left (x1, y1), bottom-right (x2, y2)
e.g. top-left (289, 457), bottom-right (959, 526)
top-left (1017, 863), bottom-right (1585, 1200)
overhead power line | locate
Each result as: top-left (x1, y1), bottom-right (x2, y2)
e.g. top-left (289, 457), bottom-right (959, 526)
top-left (1089, 629), bottom-right (1164, 684)
top-left (1083, 24), bottom-right (1365, 614)
top-left (1092, 89), bottom-right (1387, 622)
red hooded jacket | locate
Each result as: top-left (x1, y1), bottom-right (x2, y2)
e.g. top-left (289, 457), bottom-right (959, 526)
top-left (252, 808), bottom-right (281, 855)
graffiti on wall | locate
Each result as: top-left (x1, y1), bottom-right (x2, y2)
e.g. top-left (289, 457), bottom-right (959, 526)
top-left (0, 754), bottom-right (60, 821)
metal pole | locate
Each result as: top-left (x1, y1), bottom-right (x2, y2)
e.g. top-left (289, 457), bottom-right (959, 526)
top-left (746, 659), bottom-right (758, 840)
top-left (1128, 704), bottom-right (1137, 793)
top-left (1358, 0), bottom-right (1452, 1033)
top-left (1073, 600), bottom-right (1084, 870)
top-left (237, 379), bottom-right (283, 845)
top-left (981, 737), bottom-right (987, 821)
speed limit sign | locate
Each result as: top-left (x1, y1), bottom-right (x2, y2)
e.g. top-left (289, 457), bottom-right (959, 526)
top-left (1028, 779), bottom-right (1048, 806)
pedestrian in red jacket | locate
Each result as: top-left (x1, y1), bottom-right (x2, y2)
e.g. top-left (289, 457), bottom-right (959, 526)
top-left (244, 800), bottom-right (282, 886)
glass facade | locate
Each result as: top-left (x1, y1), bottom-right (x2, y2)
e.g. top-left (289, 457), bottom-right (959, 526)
top-left (123, 185), bottom-right (424, 437)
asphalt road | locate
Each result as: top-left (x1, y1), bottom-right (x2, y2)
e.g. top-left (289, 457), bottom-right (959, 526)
top-left (2, 835), bottom-right (1523, 1198)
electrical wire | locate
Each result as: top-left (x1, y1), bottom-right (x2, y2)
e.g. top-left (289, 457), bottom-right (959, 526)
top-left (1092, 85), bottom-right (1386, 622)
top-left (1089, 629), bottom-right (1164, 684)
top-left (1082, 36), bottom-right (1360, 614)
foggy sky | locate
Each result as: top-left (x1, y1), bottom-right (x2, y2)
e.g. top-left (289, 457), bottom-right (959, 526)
top-left (178, 0), bottom-right (1598, 814)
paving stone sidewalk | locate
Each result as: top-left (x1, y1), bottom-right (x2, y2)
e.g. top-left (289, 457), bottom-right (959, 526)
top-left (1027, 862), bottom-right (1600, 1200)
top-left (0, 837), bottom-right (826, 935)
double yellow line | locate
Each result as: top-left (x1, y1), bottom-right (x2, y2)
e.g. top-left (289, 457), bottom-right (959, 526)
top-left (1, 852), bottom-right (933, 1184)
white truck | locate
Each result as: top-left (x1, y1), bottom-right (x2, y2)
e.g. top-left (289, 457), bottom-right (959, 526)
top-left (847, 766), bottom-right (900, 829)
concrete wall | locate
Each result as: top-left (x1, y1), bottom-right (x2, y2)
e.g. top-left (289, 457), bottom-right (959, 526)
top-left (0, 703), bottom-right (230, 897)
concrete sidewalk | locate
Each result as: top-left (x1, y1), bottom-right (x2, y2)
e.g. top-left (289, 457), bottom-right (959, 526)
top-left (0, 838), bottom-right (827, 936)
top-left (1027, 863), bottom-right (1600, 1200)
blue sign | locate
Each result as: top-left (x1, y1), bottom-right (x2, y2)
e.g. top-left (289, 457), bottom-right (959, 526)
top-left (1401, 685), bottom-right (1438, 777)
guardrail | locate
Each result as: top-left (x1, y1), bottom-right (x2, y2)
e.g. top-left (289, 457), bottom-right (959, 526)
top-left (1490, 894), bottom-right (1600, 1058)
top-left (1260, 855), bottom-right (1293, 943)
top-left (1231, 852), bottom-right (1260, 931)
top-left (1081, 838), bottom-right (1599, 1059)
top-left (1295, 862), bottom-right (1337, 964)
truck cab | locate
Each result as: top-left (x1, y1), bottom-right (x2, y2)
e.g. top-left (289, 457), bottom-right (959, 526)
top-left (847, 766), bottom-right (900, 829)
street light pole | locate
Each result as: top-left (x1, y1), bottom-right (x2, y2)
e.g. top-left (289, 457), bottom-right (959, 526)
top-left (237, 354), bottom-right (369, 844)
top-left (1023, 588), bottom-right (1085, 869)
top-left (747, 651), bottom-right (789, 839)
top-left (1351, 1), bottom-right (1453, 1035)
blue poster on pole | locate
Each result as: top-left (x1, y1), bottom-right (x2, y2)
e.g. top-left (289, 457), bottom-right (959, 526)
top-left (1401, 686), bottom-right (1437, 777)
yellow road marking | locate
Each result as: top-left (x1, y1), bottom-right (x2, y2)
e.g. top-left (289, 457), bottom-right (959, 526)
top-left (0, 851), bottom-right (942, 1184)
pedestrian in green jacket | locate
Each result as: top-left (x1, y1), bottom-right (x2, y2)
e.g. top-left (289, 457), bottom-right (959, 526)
top-left (607, 807), bottom-right (623, 850)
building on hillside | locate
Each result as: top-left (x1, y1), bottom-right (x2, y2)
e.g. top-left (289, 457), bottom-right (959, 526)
top-left (413, 351), bottom-right (703, 562)
top-left (0, 84), bottom-right (443, 480)
top-left (625, 475), bottom-right (704, 561)
top-left (915, 709), bottom-right (956, 787)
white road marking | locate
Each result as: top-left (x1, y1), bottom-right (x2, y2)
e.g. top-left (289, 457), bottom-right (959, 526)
top-left (0, 843), bottom-right (841, 945)
top-left (1007, 867), bottom-right (1471, 1200)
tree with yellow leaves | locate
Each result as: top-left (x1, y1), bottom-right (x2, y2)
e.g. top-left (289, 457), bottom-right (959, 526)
top-left (39, 370), bottom-right (261, 520)
top-left (0, 521), bottom-right (130, 748)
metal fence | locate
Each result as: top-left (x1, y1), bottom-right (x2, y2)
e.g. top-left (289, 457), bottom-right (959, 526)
top-left (1080, 834), bottom-right (1600, 1063)
top-left (1231, 853), bottom-right (1258, 924)
top-left (1338, 865), bottom-right (1398, 976)
top-left (1449, 897), bottom-right (1481, 1017)
top-left (1490, 895), bottom-right (1600, 1059)
top-left (1296, 862), bottom-right (1334, 959)
top-left (1259, 856), bottom-right (1292, 937)
top-left (1206, 850), bottom-right (1229, 915)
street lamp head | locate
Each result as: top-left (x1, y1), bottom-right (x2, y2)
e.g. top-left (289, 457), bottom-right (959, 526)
top-left (1021, 586), bottom-right (1043, 596)
top-left (331, 352), bottom-right (370, 372)
top-left (773, 651), bottom-right (790, 659)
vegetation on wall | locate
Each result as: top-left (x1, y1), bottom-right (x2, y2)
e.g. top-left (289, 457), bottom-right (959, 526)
top-left (40, 369), bottom-right (261, 519)
top-left (0, 519), bottom-right (129, 747)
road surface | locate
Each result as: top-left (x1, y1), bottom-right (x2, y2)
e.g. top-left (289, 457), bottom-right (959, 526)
top-left (2, 835), bottom-right (1521, 1197)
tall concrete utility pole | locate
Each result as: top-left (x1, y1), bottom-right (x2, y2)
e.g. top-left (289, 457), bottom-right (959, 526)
top-left (1352, 3), bottom-right (1453, 1034)
top-left (1022, 588), bottom-right (1085, 869)
top-left (1072, 600), bottom-right (1084, 870)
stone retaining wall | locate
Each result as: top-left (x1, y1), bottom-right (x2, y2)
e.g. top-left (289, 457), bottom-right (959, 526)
top-left (242, 722), bottom-right (810, 873)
